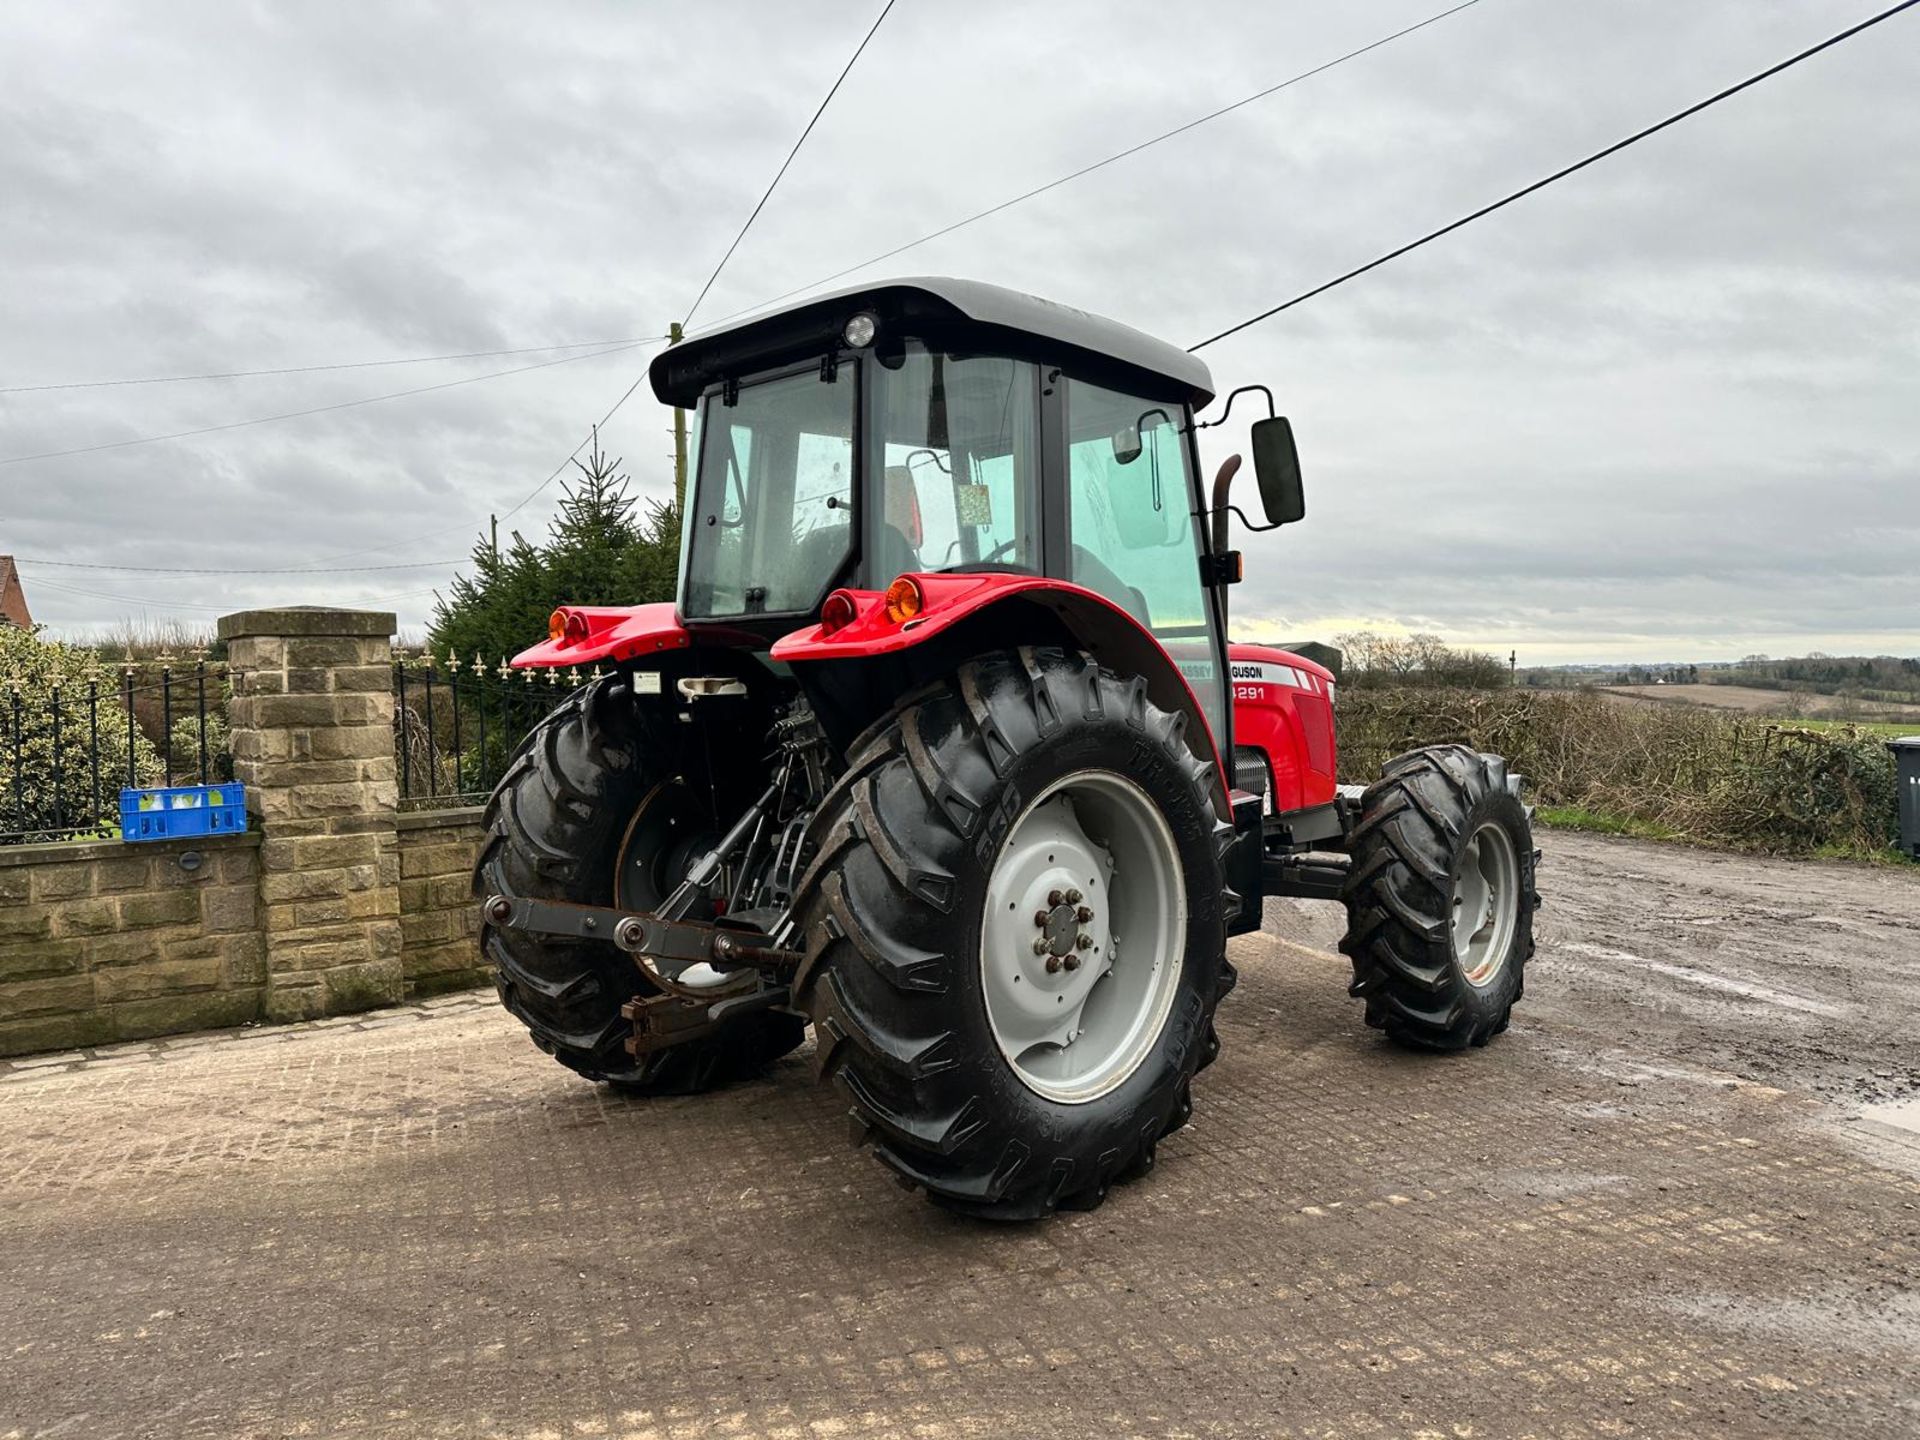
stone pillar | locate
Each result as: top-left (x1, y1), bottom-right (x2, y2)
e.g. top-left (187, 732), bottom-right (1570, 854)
top-left (217, 607), bottom-right (403, 1022)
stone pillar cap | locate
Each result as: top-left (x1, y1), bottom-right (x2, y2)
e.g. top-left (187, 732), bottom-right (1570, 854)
top-left (217, 607), bottom-right (398, 640)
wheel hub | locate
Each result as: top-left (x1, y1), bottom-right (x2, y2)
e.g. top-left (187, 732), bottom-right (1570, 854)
top-left (980, 772), bottom-right (1185, 1105)
top-left (1041, 899), bottom-right (1081, 958)
top-left (1451, 819), bottom-right (1520, 987)
top-left (991, 797), bottom-right (1112, 1044)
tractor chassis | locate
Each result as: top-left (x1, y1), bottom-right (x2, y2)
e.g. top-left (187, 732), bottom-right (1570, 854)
top-left (1251, 785), bottom-right (1370, 906)
top-left (480, 893), bottom-right (804, 978)
top-left (484, 777), bottom-right (1370, 1056)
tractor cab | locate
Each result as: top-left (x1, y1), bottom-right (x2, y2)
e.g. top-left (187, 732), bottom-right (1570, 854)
top-left (649, 278), bottom-right (1296, 751)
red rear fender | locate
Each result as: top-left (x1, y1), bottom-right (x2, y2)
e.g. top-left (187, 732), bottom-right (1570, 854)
top-left (510, 603), bottom-right (761, 668)
top-left (774, 573), bottom-right (1230, 807)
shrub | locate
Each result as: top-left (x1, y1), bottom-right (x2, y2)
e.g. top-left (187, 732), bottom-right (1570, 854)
top-left (2, 627), bottom-right (164, 839)
top-left (1335, 688), bottom-right (1898, 855)
top-left (167, 708), bottom-right (232, 783)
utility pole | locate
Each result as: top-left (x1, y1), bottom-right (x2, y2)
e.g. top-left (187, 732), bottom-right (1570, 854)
top-left (489, 513), bottom-right (498, 565)
top-left (669, 321), bottom-right (688, 510)
top-left (1509, 650), bottom-right (1517, 686)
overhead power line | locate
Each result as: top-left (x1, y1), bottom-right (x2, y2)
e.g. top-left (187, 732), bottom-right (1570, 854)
top-left (28, 572), bottom-right (450, 615)
top-left (23, 572), bottom-right (448, 614)
top-left (16, 557), bottom-right (465, 576)
top-left (681, 0), bottom-right (898, 328)
top-left (0, 337), bottom-right (659, 395)
top-left (495, 372), bottom-right (656, 527)
top-left (296, 340), bottom-right (677, 570)
top-left (24, 575), bottom-right (266, 613)
top-left (1187, 0), bottom-right (1920, 352)
top-left (0, 339), bottom-right (659, 467)
top-left (700, 0), bottom-right (1484, 333)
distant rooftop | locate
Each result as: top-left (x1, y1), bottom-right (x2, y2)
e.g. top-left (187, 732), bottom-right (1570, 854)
top-left (0, 556), bottom-right (32, 630)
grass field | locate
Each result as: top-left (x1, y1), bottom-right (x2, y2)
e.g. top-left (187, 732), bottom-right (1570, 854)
top-left (1600, 683), bottom-right (1920, 726)
top-left (1791, 717), bottom-right (1920, 739)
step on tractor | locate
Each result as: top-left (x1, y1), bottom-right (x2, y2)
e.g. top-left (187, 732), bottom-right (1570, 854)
top-left (476, 278), bottom-right (1539, 1220)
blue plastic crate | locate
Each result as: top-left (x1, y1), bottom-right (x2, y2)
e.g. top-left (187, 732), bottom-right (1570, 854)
top-left (119, 784), bottom-right (247, 843)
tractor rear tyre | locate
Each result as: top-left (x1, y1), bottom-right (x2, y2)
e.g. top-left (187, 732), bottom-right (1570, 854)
top-left (791, 648), bottom-right (1235, 1220)
top-left (474, 672), bottom-right (805, 1091)
top-left (1338, 744), bottom-right (1537, 1050)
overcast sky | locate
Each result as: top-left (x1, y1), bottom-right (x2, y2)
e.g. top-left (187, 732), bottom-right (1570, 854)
top-left (2, 0), bottom-right (1914, 664)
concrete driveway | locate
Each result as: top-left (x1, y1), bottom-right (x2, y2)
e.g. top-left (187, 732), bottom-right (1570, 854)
top-left (3, 832), bottom-right (1917, 1439)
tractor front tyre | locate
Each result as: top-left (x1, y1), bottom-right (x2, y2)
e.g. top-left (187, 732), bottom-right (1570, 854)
top-left (1338, 744), bottom-right (1538, 1050)
top-left (791, 648), bottom-right (1235, 1220)
top-left (474, 672), bottom-right (805, 1092)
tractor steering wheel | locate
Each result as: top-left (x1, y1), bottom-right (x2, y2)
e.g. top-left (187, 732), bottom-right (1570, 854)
top-left (934, 537), bottom-right (1040, 578)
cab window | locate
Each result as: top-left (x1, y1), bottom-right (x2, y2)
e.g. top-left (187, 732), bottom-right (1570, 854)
top-left (871, 344), bottom-right (1040, 581)
top-left (684, 367), bottom-right (855, 617)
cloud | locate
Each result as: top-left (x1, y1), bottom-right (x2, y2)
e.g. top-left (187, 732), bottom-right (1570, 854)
top-left (0, 0), bottom-right (1913, 663)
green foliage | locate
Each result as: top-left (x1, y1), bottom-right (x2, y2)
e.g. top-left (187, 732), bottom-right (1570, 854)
top-left (429, 433), bottom-right (682, 667)
top-left (1722, 652), bottom-right (1920, 699)
top-left (2, 626), bottom-right (163, 838)
top-left (1336, 688), bottom-right (1899, 857)
top-left (167, 708), bottom-right (232, 782)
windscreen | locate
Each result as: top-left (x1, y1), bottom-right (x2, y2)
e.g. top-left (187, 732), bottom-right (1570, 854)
top-left (684, 366), bottom-right (856, 618)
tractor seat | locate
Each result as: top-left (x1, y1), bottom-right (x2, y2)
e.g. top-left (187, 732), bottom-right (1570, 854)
top-left (790, 520), bottom-right (923, 593)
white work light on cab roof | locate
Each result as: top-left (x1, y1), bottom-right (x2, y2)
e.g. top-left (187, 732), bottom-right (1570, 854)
top-left (842, 312), bottom-right (877, 348)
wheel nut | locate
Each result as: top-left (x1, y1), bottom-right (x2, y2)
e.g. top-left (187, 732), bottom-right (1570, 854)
top-left (1065, 888), bottom-right (1083, 905)
top-left (1075, 905), bottom-right (1093, 923)
top-left (1034, 910), bottom-right (1051, 928)
top-left (1063, 954), bottom-right (1081, 971)
top-left (1048, 889), bottom-right (1065, 908)
top-left (1075, 932), bottom-right (1093, 950)
top-left (1045, 955), bottom-right (1063, 974)
top-left (1031, 937), bottom-right (1050, 956)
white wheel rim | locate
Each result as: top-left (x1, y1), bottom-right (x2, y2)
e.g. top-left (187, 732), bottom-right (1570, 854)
top-left (1452, 819), bottom-right (1519, 987)
top-left (980, 771), bottom-right (1186, 1105)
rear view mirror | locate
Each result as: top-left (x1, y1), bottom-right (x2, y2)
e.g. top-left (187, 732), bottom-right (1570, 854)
top-left (1111, 426), bottom-right (1142, 465)
top-left (1250, 416), bottom-right (1304, 526)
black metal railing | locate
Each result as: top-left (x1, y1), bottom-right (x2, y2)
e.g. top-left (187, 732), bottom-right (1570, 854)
top-left (392, 654), bottom-right (584, 810)
top-left (2, 663), bottom-right (234, 844)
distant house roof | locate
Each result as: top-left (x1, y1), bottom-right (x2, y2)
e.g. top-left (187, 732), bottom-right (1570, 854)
top-left (0, 557), bottom-right (31, 630)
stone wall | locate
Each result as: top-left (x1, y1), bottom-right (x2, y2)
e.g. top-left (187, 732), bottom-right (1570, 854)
top-left (0, 833), bottom-right (263, 1055)
top-left (0, 606), bottom-right (494, 1059)
top-left (397, 807), bottom-right (489, 997)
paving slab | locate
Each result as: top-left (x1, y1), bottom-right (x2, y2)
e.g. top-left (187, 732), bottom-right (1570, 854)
top-left (2, 832), bottom-right (1916, 1439)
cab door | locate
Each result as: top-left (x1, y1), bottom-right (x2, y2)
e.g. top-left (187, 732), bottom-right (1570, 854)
top-left (1051, 373), bottom-right (1227, 749)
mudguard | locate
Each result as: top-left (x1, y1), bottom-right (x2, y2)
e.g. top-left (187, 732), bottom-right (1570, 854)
top-left (511, 603), bottom-right (761, 668)
top-left (773, 572), bottom-right (1231, 807)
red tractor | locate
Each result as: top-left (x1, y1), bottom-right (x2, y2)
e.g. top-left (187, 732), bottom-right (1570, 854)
top-left (476, 279), bottom-right (1538, 1219)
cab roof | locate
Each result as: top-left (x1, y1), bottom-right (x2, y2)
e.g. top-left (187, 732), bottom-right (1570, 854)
top-left (649, 277), bottom-right (1215, 409)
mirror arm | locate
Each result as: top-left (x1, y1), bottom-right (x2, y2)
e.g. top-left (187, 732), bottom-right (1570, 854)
top-left (1207, 502), bottom-right (1284, 535)
top-left (1194, 383), bottom-right (1277, 430)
